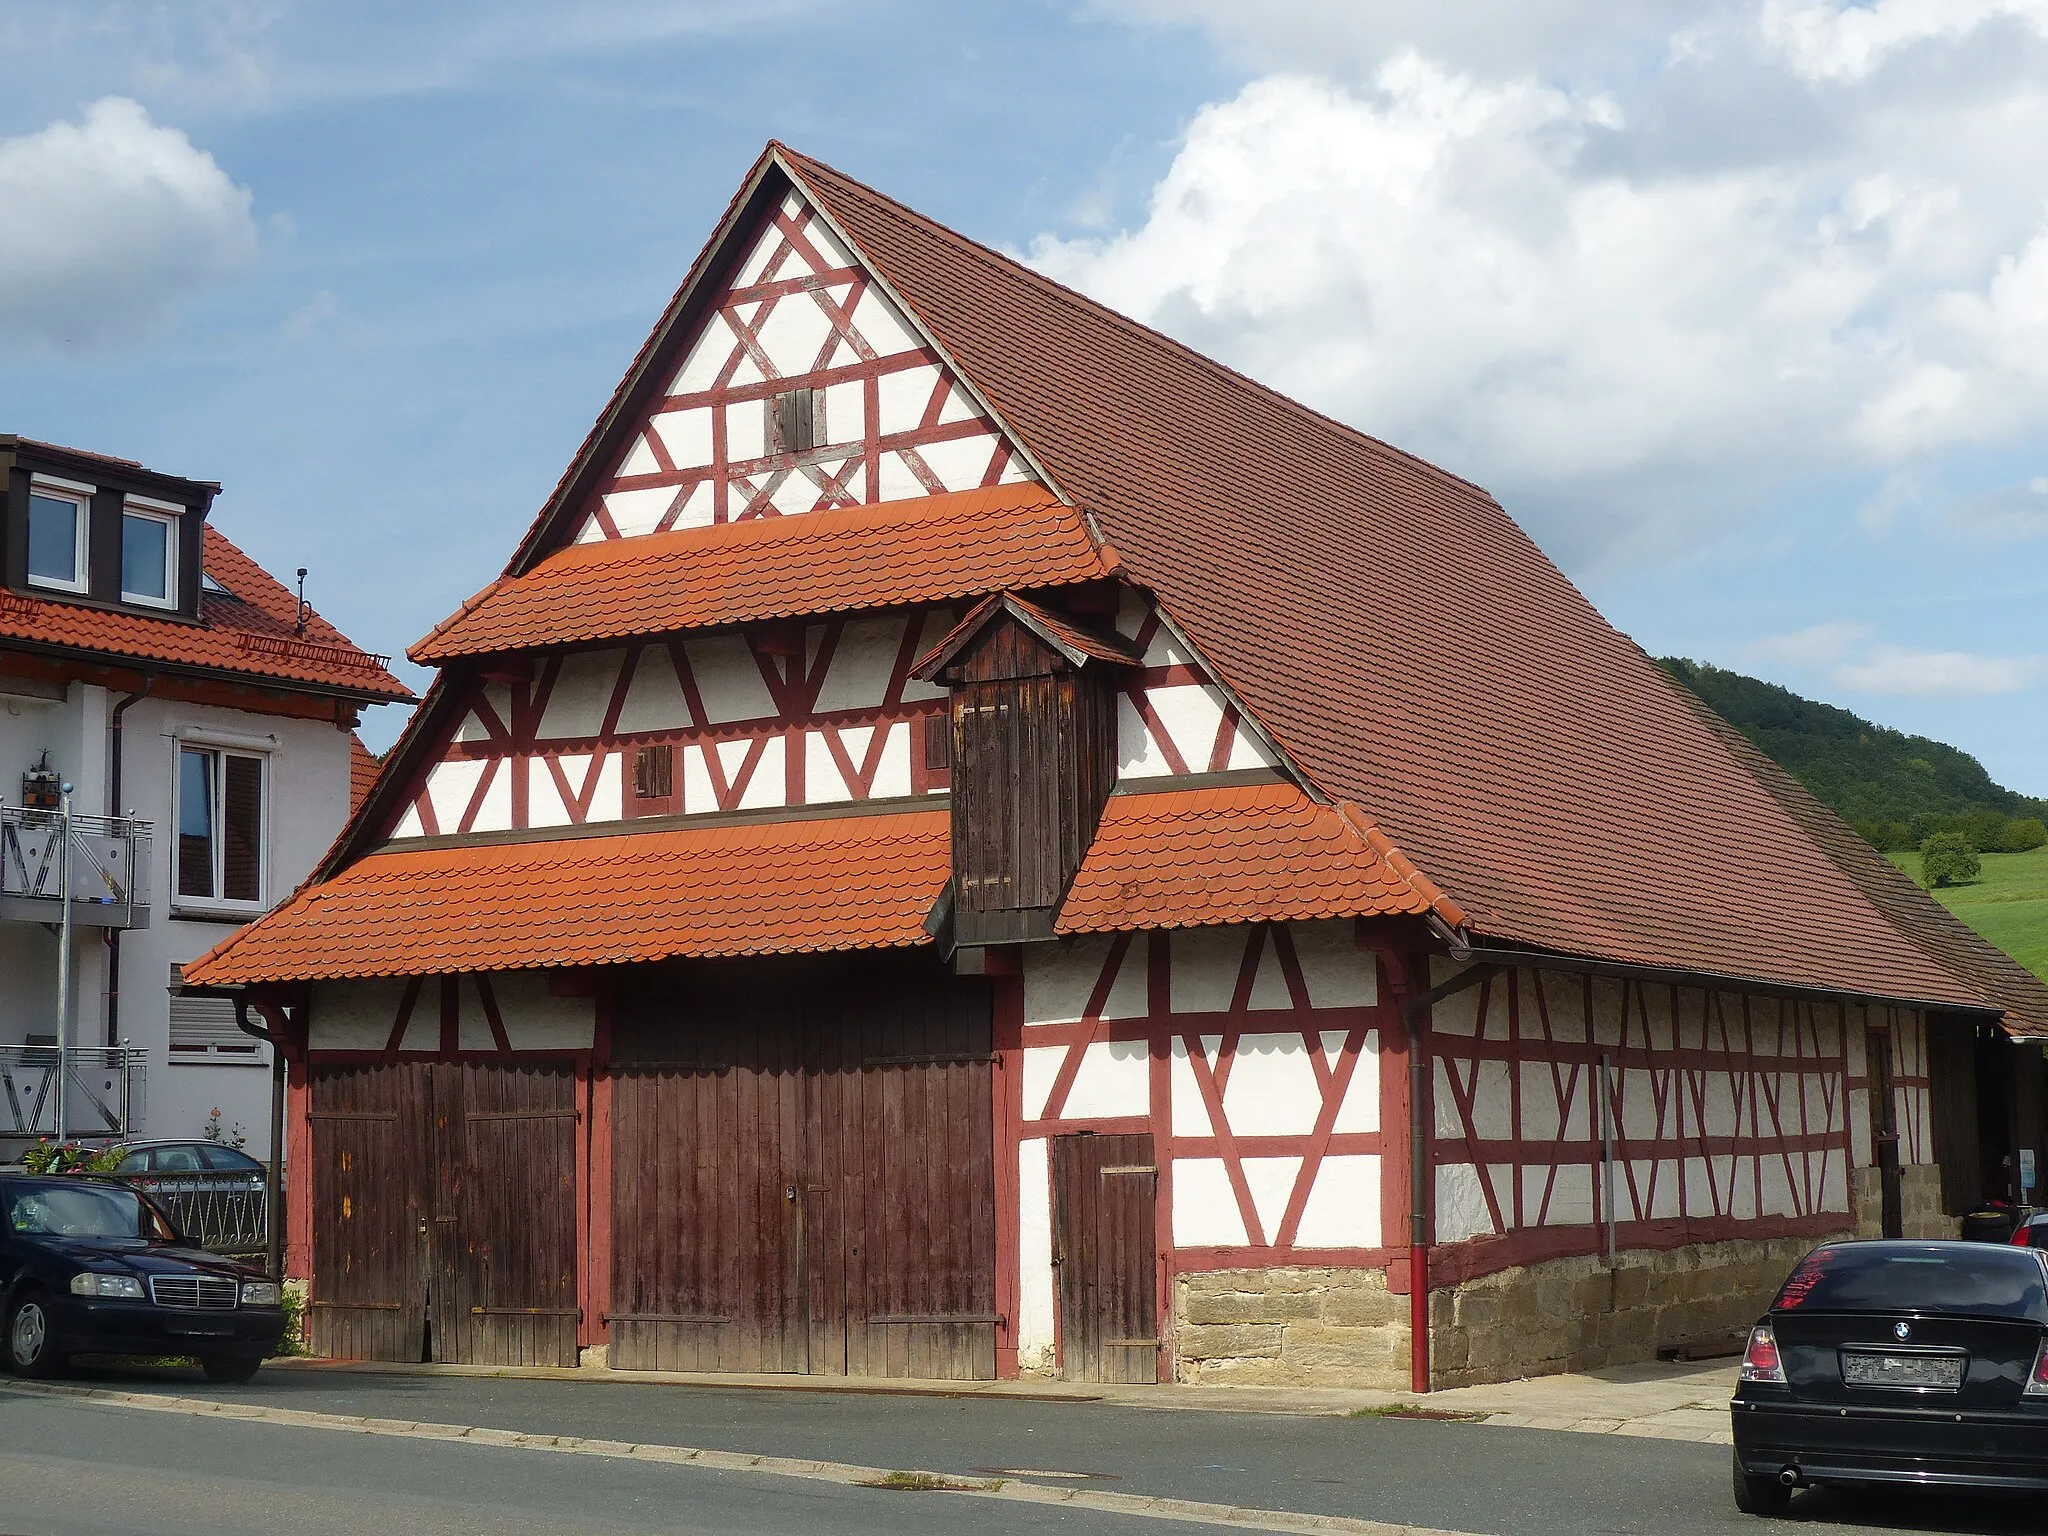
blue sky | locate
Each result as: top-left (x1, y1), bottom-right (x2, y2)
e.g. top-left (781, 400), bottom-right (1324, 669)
top-left (2, 1), bottom-right (2044, 794)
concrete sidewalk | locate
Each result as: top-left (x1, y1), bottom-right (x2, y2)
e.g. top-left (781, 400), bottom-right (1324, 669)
top-left (269, 1354), bottom-right (1739, 1445)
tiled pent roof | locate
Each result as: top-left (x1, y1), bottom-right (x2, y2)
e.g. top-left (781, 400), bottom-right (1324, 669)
top-left (0, 526), bottom-right (409, 701)
top-left (413, 485), bottom-right (1110, 662)
top-left (1056, 782), bottom-right (1459, 934)
top-left (183, 810), bottom-right (950, 984)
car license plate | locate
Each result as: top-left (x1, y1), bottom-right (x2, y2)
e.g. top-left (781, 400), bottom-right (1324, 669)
top-left (1841, 1351), bottom-right (1965, 1389)
top-left (167, 1321), bottom-right (234, 1339)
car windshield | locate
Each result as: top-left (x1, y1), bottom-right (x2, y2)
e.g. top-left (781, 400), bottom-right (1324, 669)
top-left (4, 1181), bottom-right (178, 1242)
top-left (1775, 1244), bottom-right (2048, 1320)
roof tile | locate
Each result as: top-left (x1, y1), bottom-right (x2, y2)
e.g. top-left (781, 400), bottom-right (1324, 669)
top-left (184, 811), bottom-right (949, 985)
top-left (1057, 782), bottom-right (1449, 933)
top-left (0, 526), bottom-right (409, 700)
top-left (413, 484), bottom-right (1108, 662)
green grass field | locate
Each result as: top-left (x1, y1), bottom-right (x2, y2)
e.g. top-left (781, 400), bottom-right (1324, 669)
top-left (1887, 844), bottom-right (2048, 984)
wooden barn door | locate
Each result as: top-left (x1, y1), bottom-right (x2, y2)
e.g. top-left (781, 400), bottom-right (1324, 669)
top-left (608, 956), bottom-right (997, 1378)
top-left (1052, 1132), bottom-right (1159, 1384)
top-left (310, 1058), bottom-right (578, 1366)
top-left (428, 1061), bottom-right (580, 1367)
top-left (1868, 1028), bottom-right (1904, 1239)
top-left (308, 1062), bottom-right (431, 1362)
top-left (608, 1008), bottom-right (809, 1373)
top-left (839, 985), bottom-right (997, 1380)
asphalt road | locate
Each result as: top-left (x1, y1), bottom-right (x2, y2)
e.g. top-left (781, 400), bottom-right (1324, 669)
top-left (0, 1364), bottom-right (2039, 1536)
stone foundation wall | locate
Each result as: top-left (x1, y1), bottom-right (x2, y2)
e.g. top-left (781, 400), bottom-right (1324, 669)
top-left (1174, 1267), bottom-right (1409, 1390)
top-left (1852, 1164), bottom-right (1948, 1239)
top-left (1427, 1232), bottom-right (1850, 1388)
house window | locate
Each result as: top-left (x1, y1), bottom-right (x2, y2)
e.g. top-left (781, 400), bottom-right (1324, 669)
top-left (178, 746), bottom-right (266, 905)
top-left (121, 502), bottom-right (179, 607)
top-left (167, 963), bottom-right (261, 1061)
top-left (27, 485), bottom-right (90, 593)
top-left (769, 388), bottom-right (819, 454)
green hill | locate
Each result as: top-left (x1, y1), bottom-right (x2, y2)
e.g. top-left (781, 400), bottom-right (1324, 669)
top-left (1658, 658), bottom-right (2048, 853)
top-left (1886, 845), bottom-right (2048, 983)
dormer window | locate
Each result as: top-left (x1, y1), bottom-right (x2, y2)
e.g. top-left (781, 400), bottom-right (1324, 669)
top-left (121, 496), bottom-right (180, 608)
top-left (26, 478), bottom-right (91, 594)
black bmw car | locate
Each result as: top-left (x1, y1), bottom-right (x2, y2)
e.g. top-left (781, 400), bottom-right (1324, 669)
top-left (1731, 1239), bottom-right (2048, 1513)
top-left (1, 1173), bottom-right (285, 1382)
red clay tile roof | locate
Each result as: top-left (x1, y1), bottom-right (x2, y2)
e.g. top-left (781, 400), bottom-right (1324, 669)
top-left (1057, 782), bottom-right (1458, 934)
top-left (348, 734), bottom-right (381, 818)
top-left (183, 810), bottom-right (948, 984)
top-left (414, 484), bottom-right (1109, 663)
top-left (0, 525), bottom-right (409, 701)
top-left (759, 146), bottom-right (1991, 1012)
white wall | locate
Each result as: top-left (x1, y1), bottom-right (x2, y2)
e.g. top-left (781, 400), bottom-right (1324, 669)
top-left (1, 677), bottom-right (360, 1155)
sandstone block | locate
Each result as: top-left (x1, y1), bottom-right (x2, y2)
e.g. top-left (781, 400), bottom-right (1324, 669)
top-left (1177, 1323), bottom-right (1285, 1361)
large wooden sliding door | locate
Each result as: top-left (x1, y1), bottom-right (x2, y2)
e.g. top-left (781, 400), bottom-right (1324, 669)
top-left (309, 1058), bottom-right (579, 1366)
top-left (608, 954), bottom-right (996, 1379)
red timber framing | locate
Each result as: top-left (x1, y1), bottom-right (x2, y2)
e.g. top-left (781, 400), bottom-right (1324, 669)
top-left (387, 610), bottom-right (953, 839)
top-left (1423, 970), bottom-right (1927, 1287)
top-left (1020, 923), bottom-right (1398, 1380)
top-left (579, 191), bottom-right (1026, 540)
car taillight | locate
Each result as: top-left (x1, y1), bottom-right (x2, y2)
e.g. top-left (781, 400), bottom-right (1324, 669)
top-left (1740, 1323), bottom-right (1786, 1384)
top-left (2012, 1223), bottom-right (2033, 1247)
top-left (2025, 1338), bottom-right (2048, 1398)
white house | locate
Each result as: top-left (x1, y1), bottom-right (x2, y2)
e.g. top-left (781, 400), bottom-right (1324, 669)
top-left (1, 436), bottom-right (409, 1158)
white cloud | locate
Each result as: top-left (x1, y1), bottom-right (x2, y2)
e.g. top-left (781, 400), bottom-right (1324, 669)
top-left (2, 2), bottom-right (821, 112)
top-left (1747, 621), bottom-right (2041, 695)
top-left (1039, 5), bottom-right (2048, 568)
top-left (1836, 647), bottom-right (2042, 696)
top-left (1746, 621), bottom-right (1870, 667)
top-left (0, 97), bottom-right (256, 348)
top-left (1758, 0), bottom-right (2048, 83)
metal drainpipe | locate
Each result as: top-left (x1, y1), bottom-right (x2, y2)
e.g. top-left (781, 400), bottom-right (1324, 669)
top-left (105, 676), bottom-right (154, 1048)
top-left (232, 994), bottom-right (287, 1281)
top-left (1402, 961), bottom-right (1500, 1394)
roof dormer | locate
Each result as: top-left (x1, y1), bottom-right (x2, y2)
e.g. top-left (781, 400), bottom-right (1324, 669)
top-left (2, 436), bottom-right (218, 622)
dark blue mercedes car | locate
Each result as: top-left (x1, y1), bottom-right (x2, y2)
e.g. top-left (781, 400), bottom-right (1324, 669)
top-left (2, 1173), bottom-right (285, 1381)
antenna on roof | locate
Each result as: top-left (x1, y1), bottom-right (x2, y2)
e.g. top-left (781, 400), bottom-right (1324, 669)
top-left (295, 568), bottom-right (309, 637)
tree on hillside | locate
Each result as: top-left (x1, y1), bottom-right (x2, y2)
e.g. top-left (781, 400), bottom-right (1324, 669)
top-left (1922, 832), bottom-right (1982, 889)
top-left (2005, 818), bottom-right (2048, 853)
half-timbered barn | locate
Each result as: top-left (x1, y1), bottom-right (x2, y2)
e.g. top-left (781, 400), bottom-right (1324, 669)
top-left (188, 144), bottom-right (2048, 1390)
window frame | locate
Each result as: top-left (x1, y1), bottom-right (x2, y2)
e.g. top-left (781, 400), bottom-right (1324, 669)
top-left (119, 495), bottom-right (182, 609)
top-left (25, 477), bottom-right (93, 595)
top-left (172, 739), bottom-right (271, 915)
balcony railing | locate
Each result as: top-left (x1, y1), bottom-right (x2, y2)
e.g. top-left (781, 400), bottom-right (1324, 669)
top-left (0, 1044), bottom-right (146, 1140)
top-left (0, 803), bottom-right (152, 929)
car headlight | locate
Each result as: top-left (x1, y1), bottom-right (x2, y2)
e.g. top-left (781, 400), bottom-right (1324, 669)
top-left (240, 1282), bottom-right (281, 1307)
top-left (70, 1272), bottom-right (145, 1299)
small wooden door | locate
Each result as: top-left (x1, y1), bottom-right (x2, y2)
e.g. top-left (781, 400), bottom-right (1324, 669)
top-left (1867, 1028), bottom-right (1903, 1239)
top-left (309, 1062), bottom-right (432, 1362)
top-left (1052, 1132), bottom-right (1158, 1384)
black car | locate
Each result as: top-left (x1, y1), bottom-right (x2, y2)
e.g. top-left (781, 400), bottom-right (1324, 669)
top-left (1, 1173), bottom-right (285, 1382)
top-left (1731, 1239), bottom-right (2048, 1513)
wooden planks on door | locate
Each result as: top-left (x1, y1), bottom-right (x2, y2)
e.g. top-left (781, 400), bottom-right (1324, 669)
top-left (1052, 1132), bottom-right (1159, 1384)
top-left (607, 953), bottom-right (997, 1379)
top-left (308, 1059), bottom-right (579, 1367)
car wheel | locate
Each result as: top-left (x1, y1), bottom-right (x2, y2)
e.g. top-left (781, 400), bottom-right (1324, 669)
top-left (1731, 1450), bottom-right (1794, 1517)
top-left (5, 1291), bottom-right (63, 1379)
top-left (200, 1354), bottom-right (264, 1384)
